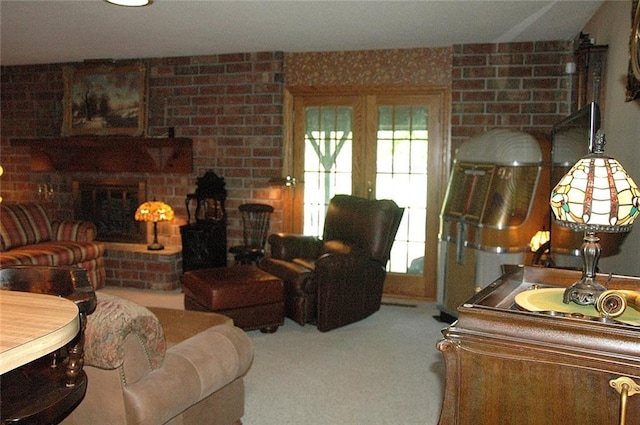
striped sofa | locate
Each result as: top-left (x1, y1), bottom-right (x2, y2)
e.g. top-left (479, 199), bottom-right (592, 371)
top-left (0, 202), bottom-right (105, 289)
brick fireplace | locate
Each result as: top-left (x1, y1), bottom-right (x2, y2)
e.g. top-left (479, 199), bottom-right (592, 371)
top-left (72, 179), bottom-right (147, 243)
top-left (71, 179), bottom-right (184, 290)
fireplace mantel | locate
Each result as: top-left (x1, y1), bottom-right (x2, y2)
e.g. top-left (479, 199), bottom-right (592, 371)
top-left (11, 136), bottom-right (193, 174)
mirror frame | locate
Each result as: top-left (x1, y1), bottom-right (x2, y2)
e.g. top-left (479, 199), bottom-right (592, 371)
top-left (627, 0), bottom-right (640, 101)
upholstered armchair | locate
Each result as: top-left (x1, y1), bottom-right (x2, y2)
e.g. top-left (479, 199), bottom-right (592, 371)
top-left (259, 195), bottom-right (403, 332)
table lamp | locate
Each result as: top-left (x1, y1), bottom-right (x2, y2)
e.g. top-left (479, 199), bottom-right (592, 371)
top-left (529, 229), bottom-right (550, 252)
top-left (134, 200), bottom-right (175, 250)
top-left (549, 130), bottom-right (640, 306)
top-left (529, 228), bottom-right (554, 267)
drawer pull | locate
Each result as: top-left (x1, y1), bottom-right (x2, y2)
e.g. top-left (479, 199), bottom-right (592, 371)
top-left (610, 376), bottom-right (640, 425)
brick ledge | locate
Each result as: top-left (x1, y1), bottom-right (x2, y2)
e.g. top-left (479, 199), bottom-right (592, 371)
top-left (103, 242), bottom-right (182, 291)
top-left (103, 242), bottom-right (182, 256)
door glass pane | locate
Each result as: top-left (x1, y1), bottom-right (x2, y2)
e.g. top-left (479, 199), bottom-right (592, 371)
top-left (376, 105), bottom-right (428, 274)
top-left (303, 106), bottom-right (353, 235)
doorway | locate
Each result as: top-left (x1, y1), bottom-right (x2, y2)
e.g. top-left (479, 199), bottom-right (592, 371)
top-left (285, 87), bottom-right (448, 299)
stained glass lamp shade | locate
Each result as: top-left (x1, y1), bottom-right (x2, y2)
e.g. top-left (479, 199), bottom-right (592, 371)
top-left (134, 201), bottom-right (175, 250)
top-left (550, 130), bottom-right (640, 306)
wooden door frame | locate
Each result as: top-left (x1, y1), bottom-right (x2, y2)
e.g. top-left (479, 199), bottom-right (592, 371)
top-left (283, 85), bottom-right (451, 300)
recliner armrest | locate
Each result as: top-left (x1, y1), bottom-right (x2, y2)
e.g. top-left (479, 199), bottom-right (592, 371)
top-left (267, 233), bottom-right (322, 261)
top-left (315, 245), bottom-right (372, 270)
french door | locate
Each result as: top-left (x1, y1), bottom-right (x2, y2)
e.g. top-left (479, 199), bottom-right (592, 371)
top-left (286, 88), bottom-right (447, 299)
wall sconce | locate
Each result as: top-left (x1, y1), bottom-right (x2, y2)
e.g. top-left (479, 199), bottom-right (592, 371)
top-left (268, 175), bottom-right (297, 187)
top-left (37, 183), bottom-right (54, 201)
top-left (550, 130), bottom-right (640, 306)
top-left (134, 200), bottom-right (175, 250)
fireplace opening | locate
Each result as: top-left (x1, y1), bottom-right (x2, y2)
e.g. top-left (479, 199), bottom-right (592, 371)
top-left (73, 180), bottom-right (147, 243)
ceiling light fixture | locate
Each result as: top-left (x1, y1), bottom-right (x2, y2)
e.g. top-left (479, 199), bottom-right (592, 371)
top-left (104, 0), bottom-right (152, 7)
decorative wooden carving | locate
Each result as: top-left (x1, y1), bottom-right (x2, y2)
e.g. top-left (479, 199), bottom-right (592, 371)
top-left (10, 137), bottom-right (192, 174)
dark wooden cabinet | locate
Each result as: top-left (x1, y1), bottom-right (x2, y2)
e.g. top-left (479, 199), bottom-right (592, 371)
top-left (437, 266), bottom-right (640, 425)
top-left (180, 172), bottom-right (228, 273)
top-left (180, 222), bottom-right (227, 272)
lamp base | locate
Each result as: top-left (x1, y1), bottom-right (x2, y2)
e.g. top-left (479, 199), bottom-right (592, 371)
top-left (147, 242), bottom-right (164, 251)
top-left (562, 277), bottom-right (606, 306)
top-left (147, 221), bottom-right (164, 250)
top-left (562, 231), bottom-right (604, 306)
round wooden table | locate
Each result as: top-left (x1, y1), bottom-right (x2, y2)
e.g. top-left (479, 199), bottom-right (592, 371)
top-left (0, 290), bottom-right (79, 374)
top-left (0, 268), bottom-right (94, 425)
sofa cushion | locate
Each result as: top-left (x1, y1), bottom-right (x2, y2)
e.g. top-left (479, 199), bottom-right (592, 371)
top-left (0, 251), bottom-right (41, 266)
top-left (0, 241), bottom-right (104, 266)
top-left (0, 203), bottom-right (52, 250)
top-left (38, 241), bottom-right (104, 264)
top-left (146, 307), bottom-right (233, 347)
top-left (84, 293), bottom-right (166, 370)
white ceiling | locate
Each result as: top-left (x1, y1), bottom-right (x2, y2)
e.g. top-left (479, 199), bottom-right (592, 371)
top-left (0, 0), bottom-right (605, 66)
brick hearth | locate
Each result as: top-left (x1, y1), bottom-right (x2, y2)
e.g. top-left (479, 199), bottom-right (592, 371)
top-left (104, 242), bottom-right (182, 291)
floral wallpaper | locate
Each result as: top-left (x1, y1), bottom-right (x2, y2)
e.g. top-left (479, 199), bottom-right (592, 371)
top-left (285, 47), bottom-right (452, 87)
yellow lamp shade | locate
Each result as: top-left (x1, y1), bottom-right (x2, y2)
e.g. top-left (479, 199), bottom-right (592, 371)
top-left (134, 201), bottom-right (175, 223)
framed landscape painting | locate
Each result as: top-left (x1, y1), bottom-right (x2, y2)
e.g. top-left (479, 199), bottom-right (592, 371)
top-left (62, 62), bottom-right (146, 136)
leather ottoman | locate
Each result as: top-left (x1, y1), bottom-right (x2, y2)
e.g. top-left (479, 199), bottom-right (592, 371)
top-left (182, 265), bottom-right (285, 333)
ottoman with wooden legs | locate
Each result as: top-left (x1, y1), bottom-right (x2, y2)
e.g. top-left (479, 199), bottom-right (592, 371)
top-left (182, 265), bottom-right (285, 333)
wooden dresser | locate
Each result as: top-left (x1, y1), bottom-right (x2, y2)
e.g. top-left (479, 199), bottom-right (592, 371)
top-left (437, 266), bottom-right (640, 425)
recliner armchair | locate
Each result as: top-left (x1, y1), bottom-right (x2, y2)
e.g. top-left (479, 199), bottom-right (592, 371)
top-left (258, 194), bottom-right (403, 332)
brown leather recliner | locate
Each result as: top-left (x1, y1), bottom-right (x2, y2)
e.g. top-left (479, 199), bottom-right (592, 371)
top-left (258, 194), bottom-right (404, 332)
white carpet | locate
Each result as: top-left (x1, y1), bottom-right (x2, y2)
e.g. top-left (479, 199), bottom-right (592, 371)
top-left (100, 287), bottom-right (446, 425)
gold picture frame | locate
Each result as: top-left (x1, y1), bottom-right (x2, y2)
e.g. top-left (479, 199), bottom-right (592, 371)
top-left (62, 62), bottom-right (147, 136)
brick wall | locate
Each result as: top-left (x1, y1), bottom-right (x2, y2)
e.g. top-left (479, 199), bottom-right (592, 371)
top-left (1, 42), bottom-right (575, 259)
top-left (0, 64), bottom-right (63, 204)
top-left (103, 243), bottom-right (182, 290)
top-left (451, 41), bottom-right (574, 152)
top-left (0, 52), bottom-right (285, 250)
